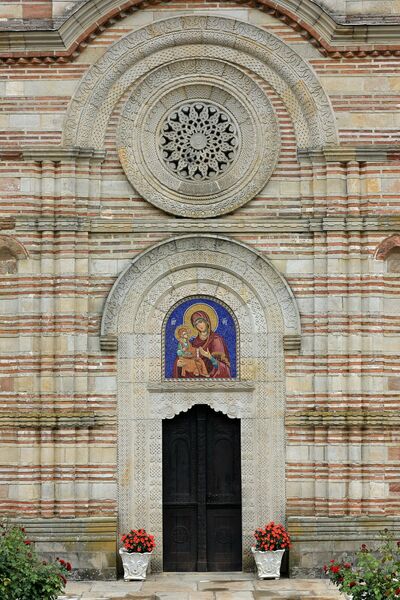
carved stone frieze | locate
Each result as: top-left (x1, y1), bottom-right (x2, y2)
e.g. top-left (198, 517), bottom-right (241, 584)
top-left (147, 380), bottom-right (255, 392)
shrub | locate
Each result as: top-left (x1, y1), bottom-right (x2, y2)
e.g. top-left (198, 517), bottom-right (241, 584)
top-left (324, 530), bottom-right (400, 599)
top-left (120, 529), bottom-right (156, 553)
top-left (0, 520), bottom-right (71, 600)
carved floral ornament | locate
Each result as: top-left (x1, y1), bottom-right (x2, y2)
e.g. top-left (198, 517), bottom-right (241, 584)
top-left (159, 102), bottom-right (239, 182)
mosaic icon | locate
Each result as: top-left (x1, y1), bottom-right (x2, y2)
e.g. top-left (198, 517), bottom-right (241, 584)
top-left (164, 298), bottom-right (237, 379)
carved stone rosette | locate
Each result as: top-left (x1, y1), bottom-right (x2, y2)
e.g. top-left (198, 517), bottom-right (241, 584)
top-left (116, 61), bottom-right (280, 217)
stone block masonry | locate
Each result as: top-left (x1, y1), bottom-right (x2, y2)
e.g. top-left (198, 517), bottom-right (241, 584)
top-left (0, 0), bottom-right (400, 578)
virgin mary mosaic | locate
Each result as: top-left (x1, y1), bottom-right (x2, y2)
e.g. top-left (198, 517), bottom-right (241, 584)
top-left (164, 298), bottom-right (237, 379)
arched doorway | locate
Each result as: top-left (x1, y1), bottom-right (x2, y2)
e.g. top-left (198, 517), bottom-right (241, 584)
top-left (100, 234), bottom-right (301, 571)
top-left (162, 404), bottom-right (241, 571)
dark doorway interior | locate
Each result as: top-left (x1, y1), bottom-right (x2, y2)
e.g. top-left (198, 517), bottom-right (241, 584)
top-left (162, 404), bottom-right (242, 571)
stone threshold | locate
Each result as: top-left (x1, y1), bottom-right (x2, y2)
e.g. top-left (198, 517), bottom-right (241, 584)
top-left (59, 573), bottom-right (344, 599)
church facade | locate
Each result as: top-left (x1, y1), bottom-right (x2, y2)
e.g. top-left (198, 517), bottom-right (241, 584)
top-left (0, 0), bottom-right (400, 578)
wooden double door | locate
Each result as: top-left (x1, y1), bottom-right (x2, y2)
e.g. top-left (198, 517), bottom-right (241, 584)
top-left (162, 404), bottom-right (242, 571)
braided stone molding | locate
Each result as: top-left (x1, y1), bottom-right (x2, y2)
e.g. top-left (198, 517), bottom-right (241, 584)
top-left (63, 15), bottom-right (337, 153)
top-left (116, 59), bottom-right (280, 217)
top-left (100, 234), bottom-right (300, 571)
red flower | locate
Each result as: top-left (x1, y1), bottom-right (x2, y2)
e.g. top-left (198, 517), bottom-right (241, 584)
top-left (253, 521), bottom-right (291, 551)
top-left (24, 540), bottom-right (31, 545)
top-left (121, 529), bottom-right (156, 553)
top-left (330, 565), bottom-right (340, 574)
top-left (349, 582), bottom-right (356, 588)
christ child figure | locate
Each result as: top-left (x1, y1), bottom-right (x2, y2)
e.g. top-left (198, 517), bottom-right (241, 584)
top-left (175, 325), bottom-right (209, 378)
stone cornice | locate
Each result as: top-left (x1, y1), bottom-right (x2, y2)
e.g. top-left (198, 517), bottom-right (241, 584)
top-left (11, 145), bottom-right (398, 165)
top-left (288, 516), bottom-right (400, 540)
top-left (9, 517), bottom-right (118, 541)
top-left (147, 381), bottom-right (255, 392)
top-left (286, 410), bottom-right (400, 428)
top-left (1, 0), bottom-right (400, 62)
top-left (0, 412), bottom-right (116, 428)
top-left (283, 334), bottom-right (301, 352)
top-left (298, 145), bottom-right (400, 163)
top-left (21, 146), bottom-right (107, 162)
top-left (13, 215), bottom-right (400, 234)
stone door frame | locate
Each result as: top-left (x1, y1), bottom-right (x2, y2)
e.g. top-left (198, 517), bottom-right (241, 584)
top-left (100, 235), bottom-right (301, 570)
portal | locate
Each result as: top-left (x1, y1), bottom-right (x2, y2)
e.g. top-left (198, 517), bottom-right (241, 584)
top-left (162, 404), bottom-right (242, 571)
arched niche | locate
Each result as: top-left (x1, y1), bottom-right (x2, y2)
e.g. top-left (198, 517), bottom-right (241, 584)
top-left (100, 235), bottom-right (300, 571)
top-left (64, 15), bottom-right (337, 151)
top-left (375, 234), bottom-right (400, 263)
top-left (162, 295), bottom-right (239, 380)
top-left (0, 235), bottom-right (28, 274)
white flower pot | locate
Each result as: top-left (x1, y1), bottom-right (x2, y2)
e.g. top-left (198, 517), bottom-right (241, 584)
top-left (119, 548), bottom-right (152, 581)
top-left (251, 547), bottom-right (285, 579)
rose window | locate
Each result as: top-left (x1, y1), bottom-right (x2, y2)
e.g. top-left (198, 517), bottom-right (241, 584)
top-left (159, 102), bottom-right (239, 181)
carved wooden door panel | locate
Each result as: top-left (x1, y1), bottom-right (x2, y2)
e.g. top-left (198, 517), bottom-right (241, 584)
top-left (162, 404), bottom-right (242, 571)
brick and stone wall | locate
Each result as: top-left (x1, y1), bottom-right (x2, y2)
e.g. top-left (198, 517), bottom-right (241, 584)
top-left (0, 0), bottom-right (399, 578)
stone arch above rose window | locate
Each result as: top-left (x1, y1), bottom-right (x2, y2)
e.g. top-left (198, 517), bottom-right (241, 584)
top-left (63, 16), bottom-right (337, 217)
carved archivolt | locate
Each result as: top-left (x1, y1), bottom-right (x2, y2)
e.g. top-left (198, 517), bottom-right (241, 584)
top-left (101, 235), bottom-right (300, 339)
top-left (100, 235), bottom-right (300, 571)
top-left (64, 15), bottom-right (337, 152)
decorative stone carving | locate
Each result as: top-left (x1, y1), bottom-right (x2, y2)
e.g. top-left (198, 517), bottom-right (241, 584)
top-left (63, 16), bottom-right (338, 153)
top-left (0, 235), bottom-right (29, 260)
top-left (119, 549), bottom-right (152, 581)
top-left (102, 235), bottom-right (300, 339)
top-left (117, 62), bottom-right (279, 217)
top-left (101, 235), bottom-right (301, 572)
top-left (252, 548), bottom-right (285, 579)
top-left (159, 101), bottom-right (239, 181)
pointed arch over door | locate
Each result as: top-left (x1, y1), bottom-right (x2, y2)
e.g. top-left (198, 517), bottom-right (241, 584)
top-left (100, 235), bottom-right (300, 571)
